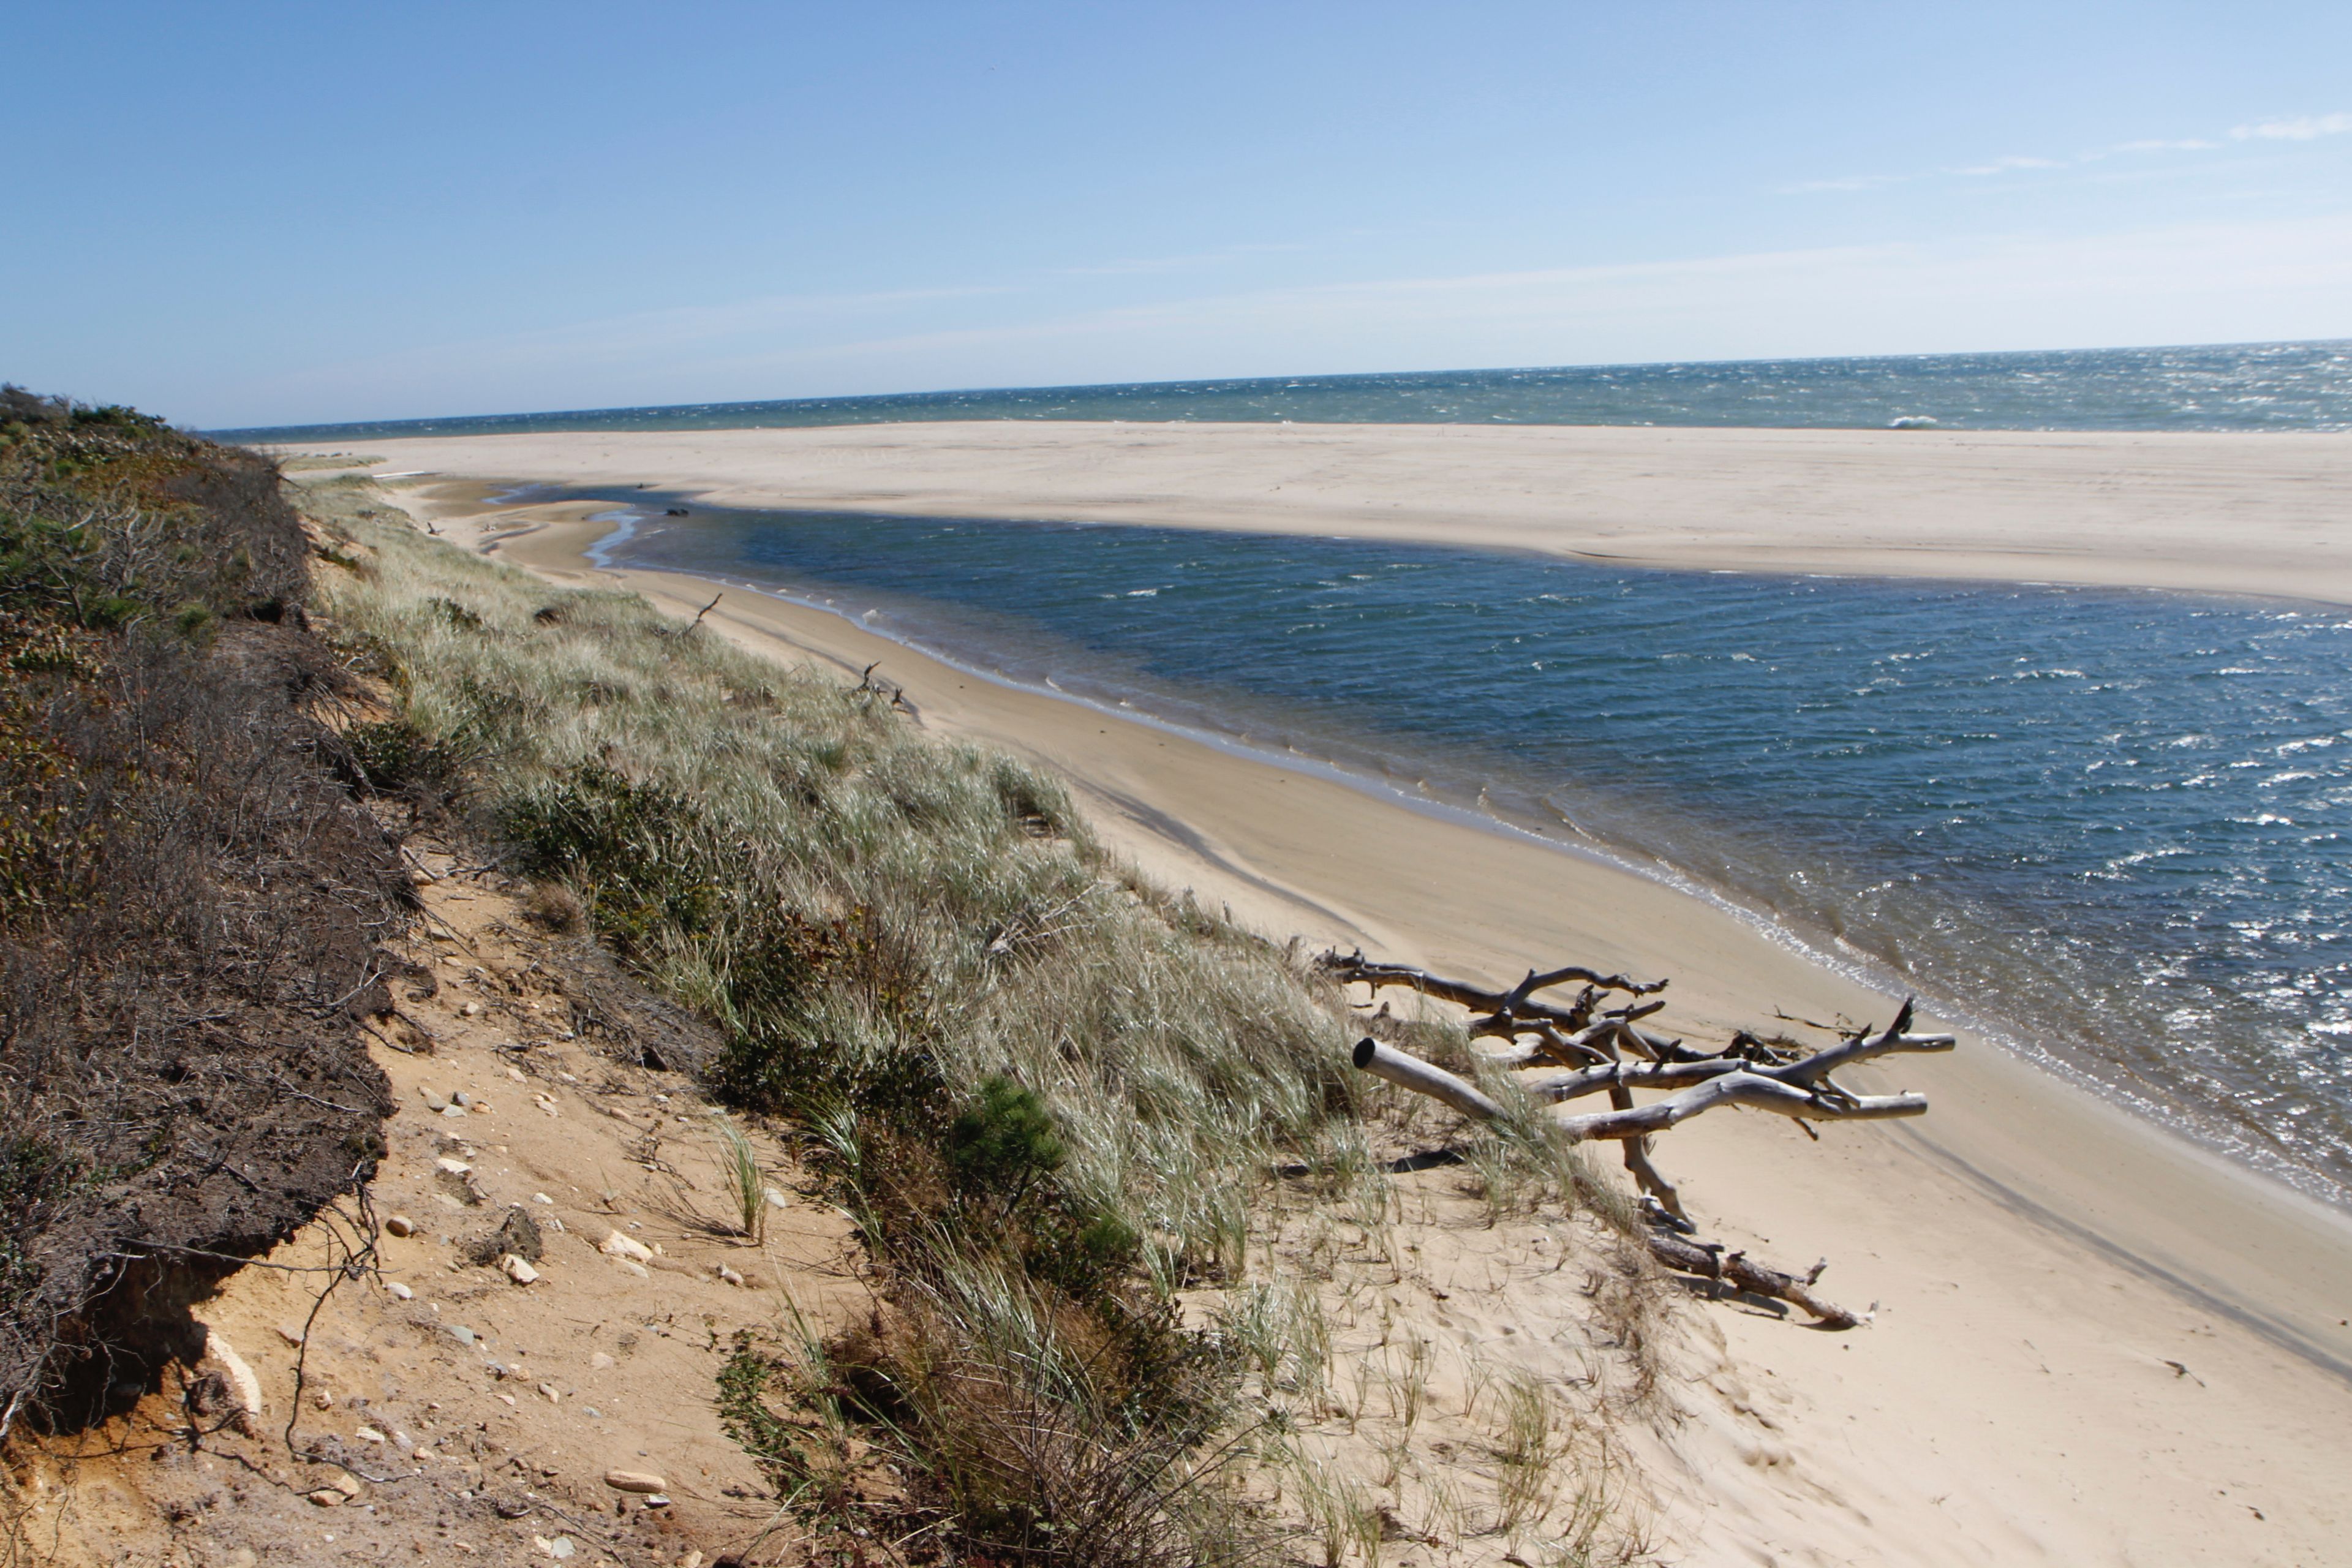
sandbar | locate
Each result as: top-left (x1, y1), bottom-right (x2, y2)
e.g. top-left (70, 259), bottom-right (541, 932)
top-left (314, 419), bottom-right (2352, 605)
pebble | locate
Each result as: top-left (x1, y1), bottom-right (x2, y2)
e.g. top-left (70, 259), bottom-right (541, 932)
top-left (274, 1324), bottom-right (306, 1348)
top-left (616, 1259), bottom-right (649, 1278)
top-left (449, 1325), bottom-right (477, 1346)
top-left (600, 1230), bottom-right (653, 1263)
top-left (532, 1534), bottom-right (574, 1559)
top-left (435, 1157), bottom-right (472, 1177)
top-left (714, 1263), bottom-right (745, 1287)
top-left (442, 1104), bottom-right (469, 1120)
top-left (461, 1001), bottom-right (482, 1017)
top-left (764, 1186), bottom-right (791, 1210)
top-left (502, 1254), bottom-right (540, 1286)
top-left (589, 1352), bottom-right (616, 1371)
top-left (496, 1393), bottom-right (517, 1407)
top-left (452, 1090), bottom-right (472, 1108)
top-left (355, 1426), bottom-right (386, 1444)
top-left (384, 1213), bottom-right (417, 1237)
top-left (419, 1087), bottom-right (448, 1112)
top-left (583, 1406), bottom-right (603, 1419)
top-left (385, 1282), bottom-right (413, 1301)
top-left (532, 1193), bottom-right (553, 1205)
top-left (312, 1389), bottom-right (335, 1410)
top-left (507, 1066), bottom-right (527, 1082)
top-left (603, 1470), bottom-right (668, 1494)
top-left (538, 1382), bottom-right (561, 1403)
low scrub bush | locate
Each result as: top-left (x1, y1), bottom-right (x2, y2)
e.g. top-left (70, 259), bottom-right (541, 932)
top-left (0, 404), bottom-right (401, 1430)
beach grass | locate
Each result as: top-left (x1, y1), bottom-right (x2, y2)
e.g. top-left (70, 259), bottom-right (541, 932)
top-left (306, 480), bottom-right (1371, 1560)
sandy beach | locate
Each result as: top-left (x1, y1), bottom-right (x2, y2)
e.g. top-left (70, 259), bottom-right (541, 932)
top-left (331, 429), bottom-right (2352, 1566)
top-left (333, 419), bottom-right (2352, 605)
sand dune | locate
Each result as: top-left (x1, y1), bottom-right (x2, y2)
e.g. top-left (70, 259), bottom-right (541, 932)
top-left (328, 431), bottom-right (2352, 1565)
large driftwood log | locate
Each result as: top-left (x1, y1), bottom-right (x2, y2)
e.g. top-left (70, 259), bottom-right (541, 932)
top-left (1333, 953), bottom-right (1956, 1328)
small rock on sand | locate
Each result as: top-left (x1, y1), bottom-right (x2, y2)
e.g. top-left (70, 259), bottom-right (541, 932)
top-left (603, 1469), bottom-right (667, 1494)
top-left (589, 1351), bottom-right (616, 1370)
top-left (385, 1281), bottom-right (413, 1300)
top-left (502, 1254), bottom-right (540, 1285)
top-left (385, 1213), bottom-right (417, 1237)
top-left (600, 1229), bottom-right (654, 1262)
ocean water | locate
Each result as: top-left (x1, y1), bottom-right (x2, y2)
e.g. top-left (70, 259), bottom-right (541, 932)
top-left (217, 339), bottom-right (2352, 443)
top-left (572, 497), bottom-right (2352, 1204)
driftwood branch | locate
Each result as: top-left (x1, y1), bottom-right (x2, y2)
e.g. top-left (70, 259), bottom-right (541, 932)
top-left (1645, 1231), bottom-right (1860, 1329)
top-left (1336, 953), bottom-right (1954, 1330)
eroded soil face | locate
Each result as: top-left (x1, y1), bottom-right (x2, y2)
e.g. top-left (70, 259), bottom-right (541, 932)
top-left (7, 855), bottom-right (865, 1567)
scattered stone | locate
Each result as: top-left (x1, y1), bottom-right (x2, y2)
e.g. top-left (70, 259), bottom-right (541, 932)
top-left (196, 1328), bottom-right (265, 1428)
top-left (450, 1325), bottom-right (478, 1346)
top-left (600, 1230), bottom-right (653, 1263)
top-left (385, 1213), bottom-right (417, 1237)
top-left (306, 1488), bottom-right (346, 1507)
top-left (531, 1534), bottom-right (575, 1559)
top-left (461, 1000), bottom-right (483, 1017)
top-left (275, 1324), bottom-right (306, 1348)
top-left (442, 1103), bottom-right (470, 1120)
top-left (435, 1157), bottom-right (472, 1176)
top-left (508, 1066), bottom-right (528, 1082)
top-left (714, 1263), bottom-right (745, 1287)
top-left (589, 1352), bottom-right (616, 1371)
top-left (386, 1281), bottom-right (413, 1300)
top-left (467, 1207), bottom-right (544, 1266)
top-left (533, 1192), bottom-right (553, 1205)
top-left (453, 1090), bottom-right (472, 1108)
top-left (616, 1259), bottom-right (649, 1278)
top-left (584, 1406), bottom-right (603, 1419)
top-left (497, 1393), bottom-right (517, 1406)
top-left (538, 1382), bottom-right (561, 1402)
top-left (419, 1087), bottom-right (449, 1112)
top-left (312, 1388), bottom-right (335, 1410)
top-left (603, 1470), bottom-right (667, 1494)
top-left (503, 1254), bottom-right (541, 1286)
top-left (764, 1186), bottom-right (791, 1210)
top-left (356, 1426), bottom-right (386, 1444)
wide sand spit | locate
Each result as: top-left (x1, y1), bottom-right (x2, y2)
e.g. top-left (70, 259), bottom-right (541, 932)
top-left (295, 421), bottom-right (2352, 1565)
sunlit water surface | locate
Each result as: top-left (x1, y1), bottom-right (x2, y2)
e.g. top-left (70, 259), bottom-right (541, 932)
top-left (573, 502), bottom-right (2352, 1204)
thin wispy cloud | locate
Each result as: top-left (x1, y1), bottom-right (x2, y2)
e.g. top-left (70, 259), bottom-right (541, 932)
top-left (2232, 111), bottom-right (2352, 140)
top-left (1950, 154), bottom-right (2066, 177)
top-left (1782, 112), bottom-right (2345, 195)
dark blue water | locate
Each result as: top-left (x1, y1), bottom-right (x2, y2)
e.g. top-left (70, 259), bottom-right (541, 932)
top-left (219, 340), bottom-right (2352, 444)
top-left (587, 500), bottom-right (2352, 1201)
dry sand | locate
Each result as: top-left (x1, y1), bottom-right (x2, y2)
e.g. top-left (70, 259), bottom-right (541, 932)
top-left (295, 431), bottom-right (2352, 1566)
top-left (332, 419), bottom-right (2352, 605)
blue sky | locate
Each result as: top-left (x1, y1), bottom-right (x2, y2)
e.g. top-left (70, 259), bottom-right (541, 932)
top-left (4, 2), bottom-right (2349, 428)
